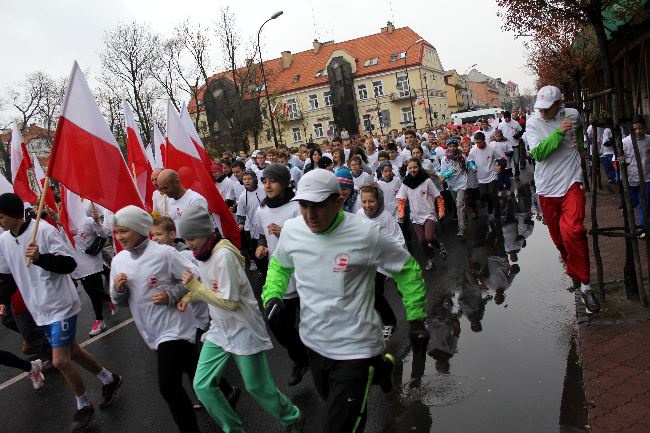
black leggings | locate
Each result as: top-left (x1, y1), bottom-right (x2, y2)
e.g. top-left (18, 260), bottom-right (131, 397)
top-left (157, 340), bottom-right (201, 433)
top-left (412, 219), bottom-right (439, 260)
top-left (0, 349), bottom-right (31, 372)
top-left (374, 273), bottom-right (397, 327)
top-left (267, 297), bottom-right (309, 368)
top-left (76, 272), bottom-right (110, 320)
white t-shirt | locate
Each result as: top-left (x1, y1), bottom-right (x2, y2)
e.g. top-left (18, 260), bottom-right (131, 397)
top-left (167, 189), bottom-right (209, 226)
top-left (600, 128), bottom-right (614, 156)
top-left (377, 176), bottom-right (402, 217)
top-left (110, 241), bottom-right (198, 350)
top-left (397, 177), bottom-right (441, 224)
top-left (622, 134), bottom-right (650, 186)
top-left (468, 144), bottom-right (499, 184)
top-left (0, 219), bottom-right (80, 326)
top-left (367, 151), bottom-right (379, 171)
top-left (70, 217), bottom-right (111, 279)
top-left (400, 147), bottom-right (412, 161)
top-left (178, 248), bottom-right (210, 330)
top-left (497, 119), bottom-right (522, 148)
top-left (527, 108), bottom-right (584, 197)
top-left (272, 212), bottom-right (411, 360)
top-left (152, 190), bottom-right (166, 215)
top-left (216, 177), bottom-right (236, 202)
top-left (434, 146), bottom-right (446, 163)
top-left (199, 247), bottom-right (273, 356)
top-left (231, 178), bottom-right (246, 203)
top-left (236, 186), bottom-right (265, 234)
top-left (352, 171), bottom-right (374, 190)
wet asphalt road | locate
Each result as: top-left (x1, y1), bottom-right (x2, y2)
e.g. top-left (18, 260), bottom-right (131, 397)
top-left (0, 170), bottom-right (579, 433)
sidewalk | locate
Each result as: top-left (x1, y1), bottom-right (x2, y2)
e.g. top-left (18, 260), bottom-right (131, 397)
top-left (579, 183), bottom-right (650, 433)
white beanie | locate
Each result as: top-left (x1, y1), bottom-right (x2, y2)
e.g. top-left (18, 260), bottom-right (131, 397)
top-left (113, 205), bottom-right (153, 237)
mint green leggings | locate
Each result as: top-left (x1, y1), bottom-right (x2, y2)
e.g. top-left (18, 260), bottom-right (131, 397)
top-left (193, 341), bottom-right (301, 433)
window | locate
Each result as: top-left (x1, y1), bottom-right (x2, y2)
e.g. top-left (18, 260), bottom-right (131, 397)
top-left (399, 51), bottom-right (406, 59)
top-left (286, 98), bottom-right (298, 119)
top-left (292, 127), bottom-right (302, 143)
top-left (323, 91), bottom-right (332, 107)
top-left (357, 84), bottom-right (368, 100)
top-left (313, 123), bottom-right (324, 138)
top-left (362, 114), bottom-right (372, 131)
top-left (293, 74), bottom-right (301, 83)
top-left (315, 69), bottom-right (324, 78)
top-left (401, 107), bottom-right (414, 125)
top-left (390, 53), bottom-right (398, 62)
top-left (363, 57), bottom-right (379, 67)
top-left (328, 121), bottom-right (336, 136)
top-left (372, 80), bottom-right (384, 98)
top-left (308, 94), bottom-right (319, 110)
top-left (379, 109), bottom-right (391, 128)
top-left (396, 75), bottom-right (410, 98)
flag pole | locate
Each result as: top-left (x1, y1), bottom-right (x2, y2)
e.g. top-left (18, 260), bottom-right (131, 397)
top-left (26, 177), bottom-right (50, 267)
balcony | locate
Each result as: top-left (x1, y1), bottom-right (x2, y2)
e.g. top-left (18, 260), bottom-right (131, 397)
top-left (287, 111), bottom-right (304, 121)
top-left (389, 91), bottom-right (412, 102)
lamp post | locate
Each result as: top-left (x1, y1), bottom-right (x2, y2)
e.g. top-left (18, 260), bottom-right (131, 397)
top-left (462, 63), bottom-right (477, 110)
top-left (375, 97), bottom-right (384, 135)
top-left (423, 73), bottom-right (433, 126)
top-left (403, 38), bottom-right (424, 129)
top-left (256, 11), bottom-right (283, 148)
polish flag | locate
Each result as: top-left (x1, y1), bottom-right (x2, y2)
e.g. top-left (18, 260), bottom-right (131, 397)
top-left (58, 185), bottom-right (86, 247)
top-left (145, 144), bottom-right (156, 170)
top-left (165, 101), bottom-right (240, 247)
top-left (180, 103), bottom-right (211, 174)
top-left (123, 100), bottom-right (154, 211)
top-left (0, 175), bottom-right (14, 195)
top-left (10, 123), bottom-right (37, 203)
top-left (33, 156), bottom-right (58, 214)
top-left (153, 123), bottom-right (165, 168)
top-left (47, 62), bottom-right (144, 212)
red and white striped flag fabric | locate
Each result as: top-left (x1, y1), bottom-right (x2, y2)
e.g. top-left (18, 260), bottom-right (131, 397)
top-left (47, 62), bottom-right (144, 212)
top-left (123, 100), bottom-right (154, 211)
top-left (165, 101), bottom-right (240, 247)
top-left (33, 156), bottom-right (57, 214)
top-left (145, 144), bottom-right (156, 170)
top-left (10, 123), bottom-right (37, 203)
top-left (153, 123), bottom-right (165, 168)
top-left (180, 103), bottom-right (211, 174)
top-left (58, 185), bottom-right (86, 247)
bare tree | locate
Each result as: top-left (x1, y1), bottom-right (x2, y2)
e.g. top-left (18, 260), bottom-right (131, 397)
top-left (35, 75), bottom-right (66, 144)
top-left (100, 22), bottom-right (161, 144)
top-left (9, 71), bottom-right (49, 132)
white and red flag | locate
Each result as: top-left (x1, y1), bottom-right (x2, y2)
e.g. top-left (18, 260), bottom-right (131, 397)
top-left (58, 185), bottom-right (86, 247)
top-left (180, 103), bottom-right (211, 174)
top-left (33, 156), bottom-right (57, 214)
top-left (123, 100), bottom-right (154, 211)
top-left (152, 123), bottom-right (165, 169)
top-left (165, 101), bottom-right (240, 247)
top-left (10, 123), bottom-right (37, 203)
top-left (47, 62), bottom-right (144, 212)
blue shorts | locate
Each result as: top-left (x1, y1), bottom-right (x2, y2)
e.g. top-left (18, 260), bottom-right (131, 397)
top-left (42, 315), bottom-right (78, 348)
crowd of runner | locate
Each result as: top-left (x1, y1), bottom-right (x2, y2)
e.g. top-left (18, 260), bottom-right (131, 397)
top-left (0, 86), bottom-right (632, 433)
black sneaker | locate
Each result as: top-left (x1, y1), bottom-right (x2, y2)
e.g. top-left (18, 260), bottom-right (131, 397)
top-left (99, 373), bottom-right (123, 409)
top-left (439, 243), bottom-right (448, 261)
top-left (581, 290), bottom-right (601, 314)
top-left (379, 354), bottom-right (396, 393)
top-left (288, 365), bottom-right (309, 387)
top-left (70, 405), bottom-right (94, 433)
top-left (226, 385), bottom-right (241, 410)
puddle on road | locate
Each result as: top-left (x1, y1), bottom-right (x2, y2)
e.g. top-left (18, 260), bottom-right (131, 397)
top-left (387, 181), bottom-right (587, 433)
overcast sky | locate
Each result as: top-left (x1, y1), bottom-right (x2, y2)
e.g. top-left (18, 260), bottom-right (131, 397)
top-left (1, 0), bottom-right (535, 108)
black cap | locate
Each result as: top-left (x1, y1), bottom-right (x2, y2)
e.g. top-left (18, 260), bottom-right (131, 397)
top-left (261, 163), bottom-right (291, 188)
top-left (0, 193), bottom-right (25, 219)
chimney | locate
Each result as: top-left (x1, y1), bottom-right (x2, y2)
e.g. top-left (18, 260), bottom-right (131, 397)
top-left (280, 51), bottom-right (293, 70)
top-left (245, 58), bottom-right (253, 68)
top-left (313, 39), bottom-right (322, 54)
top-left (381, 21), bottom-right (395, 34)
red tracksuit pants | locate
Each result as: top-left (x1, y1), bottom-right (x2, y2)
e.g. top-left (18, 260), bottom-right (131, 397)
top-left (538, 182), bottom-right (590, 284)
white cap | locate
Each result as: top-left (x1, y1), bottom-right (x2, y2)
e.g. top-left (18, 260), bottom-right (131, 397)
top-left (534, 86), bottom-right (562, 109)
top-left (292, 169), bottom-right (341, 203)
top-left (252, 149), bottom-right (260, 157)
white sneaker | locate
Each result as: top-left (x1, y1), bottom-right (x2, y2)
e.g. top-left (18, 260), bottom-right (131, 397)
top-left (89, 320), bottom-right (107, 337)
top-left (29, 360), bottom-right (45, 390)
top-left (249, 261), bottom-right (258, 271)
top-left (382, 325), bottom-right (396, 341)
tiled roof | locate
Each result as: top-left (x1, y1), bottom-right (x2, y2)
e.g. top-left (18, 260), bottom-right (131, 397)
top-left (0, 124), bottom-right (52, 144)
top-left (189, 26), bottom-right (426, 112)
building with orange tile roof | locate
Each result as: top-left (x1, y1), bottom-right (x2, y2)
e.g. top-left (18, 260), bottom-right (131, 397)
top-left (189, 22), bottom-right (451, 149)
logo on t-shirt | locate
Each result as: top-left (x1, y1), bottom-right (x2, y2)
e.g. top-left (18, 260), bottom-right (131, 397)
top-left (78, 230), bottom-right (87, 240)
top-left (333, 253), bottom-right (351, 273)
top-left (211, 280), bottom-right (221, 294)
top-left (175, 208), bottom-right (182, 218)
top-left (148, 275), bottom-right (158, 289)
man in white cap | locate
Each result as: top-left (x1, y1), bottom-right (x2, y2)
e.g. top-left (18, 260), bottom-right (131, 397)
top-left (527, 85), bottom-right (600, 313)
top-left (261, 168), bottom-right (428, 433)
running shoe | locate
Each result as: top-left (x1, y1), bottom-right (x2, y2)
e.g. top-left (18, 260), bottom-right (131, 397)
top-left (382, 325), bottom-right (396, 341)
top-left (425, 259), bottom-right (435, 271)
top-left (249, 261), bottom-right (258, 271)
top-left (99, 373), bottom-right (123, 409)
top-left (70, 405), bottom-right (94, 433)
top-left (108, 302), bottom-right (119, 316)
top-left (88, 320), bottom-right (106, 337)
top-left (581, 290), bottom-right (602, 314)
top-left (28, 359), bottom-right (45, 390)
top-left (439, 243), bottom-right (448, 261)
top-left (288, 364), bottom-right (309, 386)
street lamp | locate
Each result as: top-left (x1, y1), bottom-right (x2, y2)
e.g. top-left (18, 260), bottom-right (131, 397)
top-left (403, 38), bottom-right (424, 129)
top-left (462, 64), bottom-right (477, 110)
top-left (256, 11), bottom-right (283, 148)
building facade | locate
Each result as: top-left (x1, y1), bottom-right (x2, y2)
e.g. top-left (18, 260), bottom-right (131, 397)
top-left (444, 70), bottom-right (471, 113)
top-left (190, 23), bottom-right (449, 149)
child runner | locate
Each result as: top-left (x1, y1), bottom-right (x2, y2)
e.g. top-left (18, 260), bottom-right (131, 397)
top-left (461, 136), bottom-right (480, 219)
top-left (397, 158), bottom-right (447, 270)
top-left (336, 167), bottom-right (362, 213)
top-left (441, 138), bottom-right (469, 237)
top-left (0, 193), bottom-right (121, 432)
top-left (376, 162), bottom-right (402, 218)
top-left (110, 206), bottom-right (202, 433)
top-left (253, 164), bottom-right (310, 386)
top-left (177, 206), bottom-right (303, 433)
top-left (348, 155), bottom-right (373, 189)
top-left (236, 169), bottom-right (265, 271)
top-left (491, 129), bottom-right (513, 197)
top-left (469, 131), bottom-right (504, 217)
top-left (357, 184), bottom-right (406, 341)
